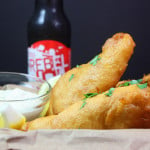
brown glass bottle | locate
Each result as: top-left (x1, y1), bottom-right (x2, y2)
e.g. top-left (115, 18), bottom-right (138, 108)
top-left (27, 0), bottom-right (71, 80)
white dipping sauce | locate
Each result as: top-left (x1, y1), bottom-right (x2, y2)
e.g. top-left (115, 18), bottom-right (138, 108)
top-left (0, 88), bottom-right (43, 121)
top-left (0, 88), bottom-right (37, 100)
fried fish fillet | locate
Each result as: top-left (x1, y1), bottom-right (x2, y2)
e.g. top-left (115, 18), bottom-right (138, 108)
top-left (47, 33), bottom-right (135, 115)
top-left (22, 75), bottom-right (150, 130)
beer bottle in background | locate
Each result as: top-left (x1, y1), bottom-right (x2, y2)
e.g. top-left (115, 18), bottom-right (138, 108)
top-left (27, 0), bottom-right (71, 80)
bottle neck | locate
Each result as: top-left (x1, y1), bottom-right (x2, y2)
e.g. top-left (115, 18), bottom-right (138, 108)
top-left (35, 0), bottom-right (63, 10)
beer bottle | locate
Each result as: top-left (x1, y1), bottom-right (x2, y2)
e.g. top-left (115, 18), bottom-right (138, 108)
top-left (27, 0), bottom-right (71, 80)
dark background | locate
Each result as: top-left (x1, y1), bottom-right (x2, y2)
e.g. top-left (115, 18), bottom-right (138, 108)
top-left (0, 0), bottom-right (149, 79)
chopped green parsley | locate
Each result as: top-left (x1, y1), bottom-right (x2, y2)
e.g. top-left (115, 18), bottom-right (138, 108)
top-left (89, 55), bottom-right (101, 66)
top-left (105, 88), bottom-right (115, 97)
top-left (84, 93), bottom-right (98, 98)
top-left (119, 82), bottom-right (130, 87)
top-left (129, 80), bottom-right (139, 85)
top-left (80, 92), bottom-right (98, 109)
top-left (119, 79), bottom-right (143, 87)
top-left (80, 101), bottom-right (87, 109)
top-left (69, 74), bottom-right (74, 82)
top-left (137, 83), bottom-right (148, 89)
top-left (137, 79), bottom-right (143, 83)
top-left (118, 79), bottom-right (147, 89)
top-left (76, 65), bottom-right (82, 68)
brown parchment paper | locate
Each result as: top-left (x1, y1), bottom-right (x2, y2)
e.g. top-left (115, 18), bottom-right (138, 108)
top-left (0, 129), bottom-right (150, 150)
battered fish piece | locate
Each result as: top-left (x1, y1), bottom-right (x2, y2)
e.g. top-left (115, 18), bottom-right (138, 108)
top-left (47, 33), bottom-right (135, 115)
top-left (22, 76), bottom-right (150, 130)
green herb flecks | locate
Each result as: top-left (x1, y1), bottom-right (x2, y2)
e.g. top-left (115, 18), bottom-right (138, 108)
top-left (105, 88), bottom-right (115, 97)
top-left (69, 74), bottom-right (74, 82)
top-left (80, 92), bottom-right (98, 109)
top-left (119, 79), bottom-right (143, 87)
top-left (89, 55), bottom-right (101, 66)
top-left (84, 93), bottom-right (98, 98)
top-left (118, 78), bottom-right (147, 90)
top-left (80, 101), bottom-right (87, 109)
top-left (137, 83), bottom-right (147, 89)
top-left (129, 80), bottom-right (139, 85)
top-left (76, 65), bottom-right (82, 68)
top-left (119, 82), bottom-right (130, 87)
top-left (137, 79), bottom-right (143, 83)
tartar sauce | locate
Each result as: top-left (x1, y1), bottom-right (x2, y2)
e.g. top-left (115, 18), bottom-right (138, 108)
top-left (0, 88), bottom-right (37, 100)
top-left (0, 88), bottom-right (42, 121)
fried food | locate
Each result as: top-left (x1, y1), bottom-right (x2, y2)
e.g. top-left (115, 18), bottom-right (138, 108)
top-left (47, 33), bottom-right (135, 115)
top-left (22, 75), bottom-right (150, 130)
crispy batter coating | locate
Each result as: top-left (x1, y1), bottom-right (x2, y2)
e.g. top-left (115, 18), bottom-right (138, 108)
top-left (22, 77), bottom-right (150, 130)
top-left (47, 33), bottom-right (135, 115)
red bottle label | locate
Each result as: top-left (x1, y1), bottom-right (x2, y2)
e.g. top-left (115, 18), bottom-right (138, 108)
top-left (28, 40), bottom-right (71, 80)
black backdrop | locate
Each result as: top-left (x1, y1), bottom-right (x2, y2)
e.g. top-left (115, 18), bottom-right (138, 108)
top-left (0, 0), bottom-right (149, 79)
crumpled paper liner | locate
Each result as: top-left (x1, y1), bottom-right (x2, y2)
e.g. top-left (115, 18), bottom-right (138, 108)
top-left (0, 129), bottom-right (150, 150)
